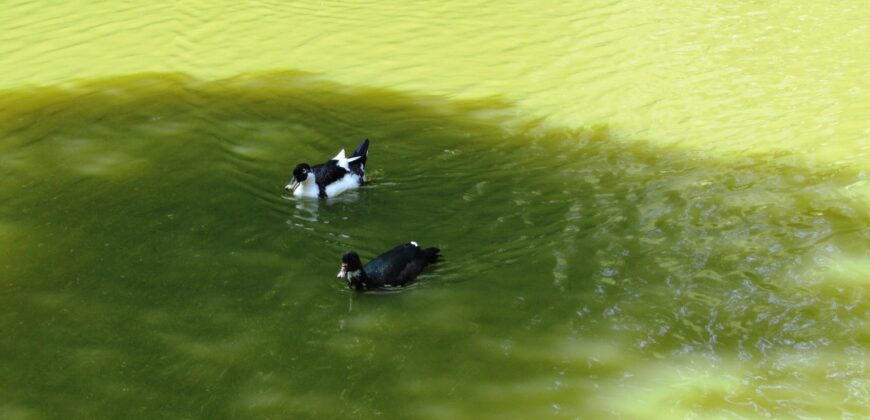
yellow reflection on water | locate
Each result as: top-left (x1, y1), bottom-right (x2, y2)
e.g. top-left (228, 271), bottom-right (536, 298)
top-left (1, 0), bottom-right (868, 163)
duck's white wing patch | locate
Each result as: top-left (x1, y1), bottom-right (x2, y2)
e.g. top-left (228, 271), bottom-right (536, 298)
top-left (332, 149), bottom-right (362, 170)
top-left (324, 173), bottom-right (362, 197)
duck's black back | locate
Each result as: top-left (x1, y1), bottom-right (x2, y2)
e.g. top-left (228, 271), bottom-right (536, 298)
top-left (364, 243), bottom-right (439, 287)
top-left (309, 139), bottom-right (369, 197)
top-left (310, 160), bottom-right (348, 194)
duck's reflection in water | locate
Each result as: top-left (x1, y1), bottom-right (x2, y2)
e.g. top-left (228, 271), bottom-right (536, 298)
top-left (283, 190), bottom-right (360, 225)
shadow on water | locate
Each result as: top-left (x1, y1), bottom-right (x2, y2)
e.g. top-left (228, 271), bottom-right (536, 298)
top-left (0, 72), bottom-right (868, 418)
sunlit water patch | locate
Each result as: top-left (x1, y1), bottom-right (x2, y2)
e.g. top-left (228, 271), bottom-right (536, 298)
top-left (2, 0), bottom-right (869, 167)
top-left (0, 73), bottom-right (868, 418)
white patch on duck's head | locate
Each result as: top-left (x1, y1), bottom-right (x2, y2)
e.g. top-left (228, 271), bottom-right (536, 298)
top-left (346, 270), bottom-right (365, 290)
top-left (346, 270), bottom-right (362, 282)
top-left (337, 265), bottom-right (361, 281)
top-left (410, 241), bottom-right (419, 247)
top-left (340, 268), bottom-right (364, 288)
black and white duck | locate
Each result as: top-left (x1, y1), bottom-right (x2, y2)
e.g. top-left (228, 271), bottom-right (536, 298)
top-left (285, 138), bottom-right (369, 198)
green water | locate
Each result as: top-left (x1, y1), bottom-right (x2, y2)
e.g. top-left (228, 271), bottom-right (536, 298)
top-left (1, 73), bottom-right (868, 418)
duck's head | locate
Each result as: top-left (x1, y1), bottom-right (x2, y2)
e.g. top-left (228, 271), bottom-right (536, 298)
top-left (285, 163), bottom-right (312, 192)
top-left (337, 251), bottom-right (363, 279)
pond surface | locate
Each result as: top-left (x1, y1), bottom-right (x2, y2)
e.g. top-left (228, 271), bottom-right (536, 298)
top-left (1, 1), bottom-right (869, 419)
top-left (2, 73), bottom-right (867, 419)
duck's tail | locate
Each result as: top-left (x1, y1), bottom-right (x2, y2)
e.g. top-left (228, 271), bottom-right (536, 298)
top-left (422, 247), bottom-right (441, 264)
top-left (352, 138), bottom-right (369, 165)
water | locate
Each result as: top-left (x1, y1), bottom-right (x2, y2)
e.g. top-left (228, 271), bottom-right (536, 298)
top-left (1, 1), bottom-right (869, 419)
top-left (1, 72), bottom-right (867, 418)
top-left (2, 1), bottom-right (869, 165)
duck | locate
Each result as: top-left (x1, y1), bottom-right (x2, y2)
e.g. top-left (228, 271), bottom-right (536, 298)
top-left (337, 242), bottom-right (441, 291)
top-left (285, 138), bottom-right (369, 198)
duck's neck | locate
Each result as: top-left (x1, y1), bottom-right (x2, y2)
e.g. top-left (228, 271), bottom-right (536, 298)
top-left (293, 174), bottom-right (319, 197)
top-left (347, 269), bottom-right (369, 291)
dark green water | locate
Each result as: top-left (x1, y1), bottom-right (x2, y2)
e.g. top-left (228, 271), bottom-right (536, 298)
top-left (1, 73), bottom-right (868, 418)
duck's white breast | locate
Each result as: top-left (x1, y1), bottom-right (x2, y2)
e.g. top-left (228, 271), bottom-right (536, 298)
top-left (292, 175), bottom-right (320, 198)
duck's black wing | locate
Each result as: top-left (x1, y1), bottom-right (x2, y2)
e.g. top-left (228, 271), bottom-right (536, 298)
top-left (310, 160), bottom-right (349, 197)
top-left (363, 243), bottom-right (438, 287)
